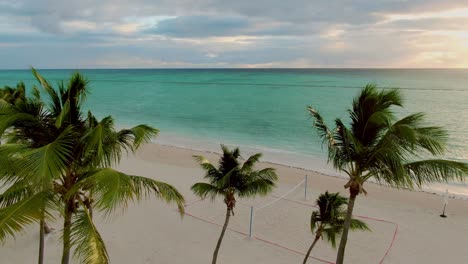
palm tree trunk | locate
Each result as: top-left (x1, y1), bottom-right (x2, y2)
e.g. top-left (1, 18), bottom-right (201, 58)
top-left (336, 192), bottom-right (357, 264)
top-left (303, 232), bottom-right (321, 264)
top-left (89, 204), bottom-right (93, 219)
top-left (38, 219), bottom-right (45, 264)
top-left (61, 203), bottom-right (73, 264)
top-left (212, 208), bottom-right (231, 264)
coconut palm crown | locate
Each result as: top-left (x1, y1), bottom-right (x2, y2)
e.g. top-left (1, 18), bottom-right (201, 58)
top-left (303, 191), bottom-right (368, 264)
top-left (308, 84), bottom-right (468, 264)
top-left (191, 145), bottom-right (278, 264)
top-left (0, 69), bottom-right (185, 264)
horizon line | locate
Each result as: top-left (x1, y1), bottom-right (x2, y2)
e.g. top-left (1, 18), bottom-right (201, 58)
top-left (1, 67), bottom-right (468, 71)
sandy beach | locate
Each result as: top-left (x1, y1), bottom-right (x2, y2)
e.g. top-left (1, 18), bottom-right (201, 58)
top-left (2, 143), bottom-right (468, 264)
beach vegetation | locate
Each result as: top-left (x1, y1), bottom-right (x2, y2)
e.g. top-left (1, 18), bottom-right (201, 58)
top-left (303, 191), bottom-right (368, 264)
top-left (0, 69), bottom-right (185, 264)
top-left (308, 84), bottom-right (468, 264)
top-left (191, 145), bottom-right (278, 264)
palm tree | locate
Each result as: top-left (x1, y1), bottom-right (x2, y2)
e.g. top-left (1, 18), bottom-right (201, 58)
top-left (303, 192), bottom-right (368, 264)
top-left (0, 69), bottom-right (185, 264)
top-left (0, 82), bottom-right (57, 264)
top-left (191, 145), bottom-right (278, 264)
top-left (308, 85), bottom-right (468, 264)
top-left (0, 82), bottom-right (26, 105)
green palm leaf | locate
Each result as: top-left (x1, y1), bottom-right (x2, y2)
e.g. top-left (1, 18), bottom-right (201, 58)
top-left (191, 182), bottom-right (222, 200)
top-left (405, 159), bottom-right (468, 187)
top-left (120, 124), bottom-right (159, 150)
top-left (0, 191), bottom-right (53, 242)
top-left (81, 116), bottom-right (120, 167)
top-left (76, 168), bottom-right (185, 215)
top-left (308, 85), bottom-right (467, 264)
top-left (308, 192), bottom-right (369, 250)
top-left (191, 146), bottom-right (277, 264)
top-left (0, 181), bottom-right (34, 207)
top-left (241, 153), bottom-right (262, 172)
top-left (17, 126), bottom-right (74, 185)
top-left (32, 67), bottom-right (63, 116)
top-left (193, 155), bottom-right (221, 180)
top-left (71, 208), bottom-right (109, 264)
top-left (129, 175), bottom-right (185, 213)
top-left (349, 218), bottom-right (370, 231)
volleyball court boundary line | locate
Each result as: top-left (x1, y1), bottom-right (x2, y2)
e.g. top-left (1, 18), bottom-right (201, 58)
top-left (180, 194), bottom-right (399, 264)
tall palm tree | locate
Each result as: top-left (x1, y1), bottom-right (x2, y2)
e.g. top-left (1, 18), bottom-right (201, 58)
top-left (303, 192), bottom-right (368, 264)
top-left (308, 85), bottom-right (468, 264)
top-left (0, 81), bottom-right (57, 264)
top-left (0, 69), bottom-right (185, 264)
top-left (191, 145), bottom-right (278, 264)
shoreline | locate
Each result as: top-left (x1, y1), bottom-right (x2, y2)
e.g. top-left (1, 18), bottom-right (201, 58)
top-left (3, 140), bottom-right (468, 263)
top-left (150, 140), bottom-right (468, 201)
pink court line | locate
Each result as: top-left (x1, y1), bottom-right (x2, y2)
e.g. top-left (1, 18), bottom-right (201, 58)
top-left (270, 195), bottom-right (399, 264)
top-left (181, 195), bottom-right (398, 264)
top-left (180, 201), bottom-right (333, 264)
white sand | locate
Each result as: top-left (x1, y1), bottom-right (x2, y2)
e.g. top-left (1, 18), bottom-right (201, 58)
top-left (2, 143), bottom-right (468, 264)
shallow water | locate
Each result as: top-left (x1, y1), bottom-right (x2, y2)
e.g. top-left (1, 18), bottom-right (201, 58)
top-left (1, 68), bottom-right (468, 196)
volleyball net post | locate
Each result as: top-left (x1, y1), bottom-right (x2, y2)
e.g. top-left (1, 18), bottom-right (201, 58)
top-left (249, 206), bottom-right (254, 237)
top-left (248, 178), bottom-right (306, 238)
top-left (304, 175), bottom-right (308, 200)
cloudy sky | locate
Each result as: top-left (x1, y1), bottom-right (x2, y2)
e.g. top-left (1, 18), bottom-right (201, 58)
top-left (1, 0), bottom-right (468, 68)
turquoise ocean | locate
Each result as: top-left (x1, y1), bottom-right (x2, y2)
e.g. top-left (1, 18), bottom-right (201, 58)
top-left (1, 69), bottom-right (468, 196)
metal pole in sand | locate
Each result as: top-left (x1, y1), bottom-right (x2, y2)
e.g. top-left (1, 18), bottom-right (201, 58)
top-left (440, 189), bottom-right (449, 218)
top-left (304, 175), bottom-right (308, 200)
top-left (249, 206), bottom-right (254, 237)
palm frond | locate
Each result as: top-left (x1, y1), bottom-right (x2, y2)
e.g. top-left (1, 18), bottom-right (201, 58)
top-left (191, 182), bottom-right (222, 200)
top-left (0, 111), bottom-right (38, 138)
top-left (78, 168), bottom-right (185, 215)
top-left (192, 145), bottom-right (278, 205)
top-left (405, 159), bottom-right (468, 187)
top-left (216, 168), bottom-right (236, 188)
top-left (333, 119), bottom-right (356, 170)
top-left (193, 155), bottom-right (221, 180)
top-left (32, 68), bottom-right (63, 116)
top-left (322, 225), bottom-right (341, 248)
top-left (120, 124), bottom-right (158, 150)
top-left (17, 126), bottom-right (74, 185)
top-left (349, 218), bottom-right (370, 231)
top-left (55, 100), bottom-right (70, 129)
top-left (241, 153), bottom-right (262, 172)
top-left (219, 145), bottom-right (240, 174)
top-left (349, 86), bottom-right (400, 147)
top-left (0, 181), bottom-right (34, 207)
top-left (129, 175), bottom-right (185, 213)
top-left (76, 168), bottom-right (134, 215)
top-left (310, 211), bottom-right (318, 233)
top-left (81, 116), bottom-right (121, 167)
top-left (308, 106), bottom-right (341, 166)
top-left (237, 178), bottom-right (275, 197)
top-left (0, 144), bottom-right (29, 184)
top-left (308, 192), bottom-right (368, 249)
top-left (251, 167), bottom-right (278, 182)
top-left (0, 191), bottom-right (53, 242)
top-left (71, 208), bottom-right (109, 264)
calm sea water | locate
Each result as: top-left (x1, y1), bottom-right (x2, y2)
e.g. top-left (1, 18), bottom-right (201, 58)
top-left (1, 69), bottom-right (468, 195)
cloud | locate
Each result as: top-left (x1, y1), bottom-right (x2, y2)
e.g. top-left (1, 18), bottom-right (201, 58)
top-left (148, 15), bottom-right (308, 37)
top-left (1, 0), bottom-right (468, 68)
top-left (150, 16), bottom-right (249, 37)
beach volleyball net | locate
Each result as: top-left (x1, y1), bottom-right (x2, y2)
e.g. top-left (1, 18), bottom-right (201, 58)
top-left (247, 177), bottom-right (308, 237)
top-left (183, 175), bottom-right (398, 263)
